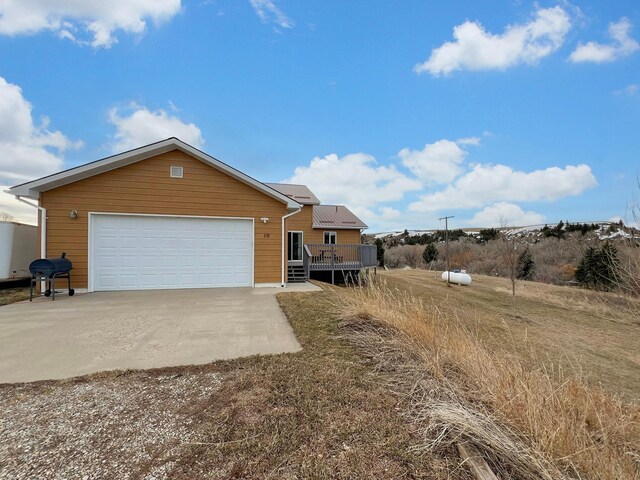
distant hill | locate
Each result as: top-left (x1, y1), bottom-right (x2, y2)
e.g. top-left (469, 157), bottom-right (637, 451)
top-left (366, 221), bottom-right (637, 245)
top-left (365, 221), bottom-right (638, 286)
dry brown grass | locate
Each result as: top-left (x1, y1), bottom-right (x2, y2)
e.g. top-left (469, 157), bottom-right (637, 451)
top-left (0, 287), bottom-right (30, 306)
top-left (336, 278), bottom-right (640, 479)
top-left (0, 290), bottom-right (454, 479)
top-left (382, 270), bottom-right (640, 399)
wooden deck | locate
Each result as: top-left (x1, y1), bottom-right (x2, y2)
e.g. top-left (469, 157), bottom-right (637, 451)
top-left (302, 244), bottom-right (377, 278)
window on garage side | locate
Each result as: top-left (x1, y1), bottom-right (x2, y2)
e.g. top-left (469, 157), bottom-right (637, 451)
top-left (323, 231), bottom-right (336, 244)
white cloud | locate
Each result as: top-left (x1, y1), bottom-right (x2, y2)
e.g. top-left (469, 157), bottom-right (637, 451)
top-left (415, 6), bottom-right (571, 76)
top-left (284, 152), bottom-right (422, 225)
top-left (469, 202), bottom-right (545, 227)
top-left (0, 0), bottom-right (182, 48)
top-left (287, 138), bottom-right (599, 231)
top-left (249, 0), bottom-right (293, 29)
top-left (398, 139), bottom-right (468, 185)
top-left (614, 83), bottom-right (639, 96)
top-left (0, 76), bottom-right (81, 186)
top-left (108, 104), bottom-right (204, 152)
top-left (378, 206), bottom-right (402, 221)
top-left (570, 18), bottom-right (640, 63)
top-left (456, 136), bottom-right (481, 146)
top-left (409, 163), bottom-right (597, 212)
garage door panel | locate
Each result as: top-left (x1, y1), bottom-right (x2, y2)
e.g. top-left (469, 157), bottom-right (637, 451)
top-left (119, 274), bottom-right (137, 288)
top-left (98, 274), bottom-right (117, 288)
top-left (91, 215), bottom-right (253, 291)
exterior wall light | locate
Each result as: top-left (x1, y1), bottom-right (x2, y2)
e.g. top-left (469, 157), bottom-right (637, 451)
top-left (69, 210), bottom-right (78, 219)
top-left (260, 217), bottom-right (269, 224)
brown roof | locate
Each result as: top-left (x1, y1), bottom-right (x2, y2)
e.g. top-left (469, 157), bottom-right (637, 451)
top-left (312, 205), bottom-right (367, 230)
top-left (265, 183), bottom-right (320, 205)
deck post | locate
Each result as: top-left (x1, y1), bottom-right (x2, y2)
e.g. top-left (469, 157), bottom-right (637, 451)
top-left (331, 269), bottom-right (335, 285)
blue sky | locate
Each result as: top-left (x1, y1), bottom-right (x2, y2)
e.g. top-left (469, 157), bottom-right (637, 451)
top-left (0, 0), bottom-right (638, 231)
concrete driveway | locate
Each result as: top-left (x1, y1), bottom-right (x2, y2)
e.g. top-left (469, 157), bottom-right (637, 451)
top-left (0, 286), bottom-right (317, 383)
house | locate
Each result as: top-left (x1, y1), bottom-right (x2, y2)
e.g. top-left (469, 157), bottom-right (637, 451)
top-left (7, 138), bottom-right (375, 292)
top-left (265, 184), bottom-right (370, 283)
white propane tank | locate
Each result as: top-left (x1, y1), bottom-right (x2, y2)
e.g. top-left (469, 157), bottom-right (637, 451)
top-left (441, 271), bottom-right (472, 286)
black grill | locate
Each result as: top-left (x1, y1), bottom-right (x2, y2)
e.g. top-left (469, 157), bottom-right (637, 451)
top-left (29, 253), bottom-right (75, 301)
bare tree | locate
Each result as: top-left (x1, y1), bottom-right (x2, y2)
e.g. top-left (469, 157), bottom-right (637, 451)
top-left (499, 217), bottom-right (519, 312)
top-left (384, 244), bottom-right (426, 269)
top-left (614, 179), bottom-right (640, 298)
top-left (401, 245), bottom-right (424, 268)
top-left (0, 211), bottom-right (15, 223)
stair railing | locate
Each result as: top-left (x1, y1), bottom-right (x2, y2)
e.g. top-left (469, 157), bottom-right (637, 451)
top-left (303, 245), bottom-right (312, 279)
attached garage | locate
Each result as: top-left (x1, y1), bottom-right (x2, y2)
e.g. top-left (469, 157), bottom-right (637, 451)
top-left (90, 214), bottom-right (253, 291)
top-left (7, 138), bottom-right (302, 291)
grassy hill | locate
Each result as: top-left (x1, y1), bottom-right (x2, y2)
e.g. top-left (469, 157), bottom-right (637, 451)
top-left (337, 270), bottom-right (640, 479)
top-left (380, 269), bottom-right (639, 399)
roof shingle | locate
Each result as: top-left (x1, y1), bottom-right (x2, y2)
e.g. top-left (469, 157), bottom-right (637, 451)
top-left (265, 183), bottom-right (321, 205)
top-left (312, 205), bottom-right (367, 230)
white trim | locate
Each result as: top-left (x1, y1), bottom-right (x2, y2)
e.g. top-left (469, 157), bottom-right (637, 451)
top-left (88, 211), bottom-right (254, 221)
top-left (14, 196), bottom-right (46, 291)
top-left (8, 138), bottom-right (301, 210)
top-left (88, 212), bottom-right (255, 292)
top-left (14, 196), bottom-right (46, 259)
top-left (255, 283), bottom-right (282, 288)
top-left (312, 225), bottom-right (366, 230)
top-left (281, 207), bottom-right (302, 287)
top-left (287, 230), bottom-right (304, 262)
top-left (323, 231), bottom-right (337, 244)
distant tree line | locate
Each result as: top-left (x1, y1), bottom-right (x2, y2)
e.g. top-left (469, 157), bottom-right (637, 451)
top-left (541, 221), bottom-right (600, 239)
top-left (400, 229), bottom-right (469, 246)
top-left (373, 221), bottom-right (635, 294)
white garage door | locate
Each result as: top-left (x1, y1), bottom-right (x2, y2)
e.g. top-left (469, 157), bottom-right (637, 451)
top-left (90, 214), bottom-right (253, 291)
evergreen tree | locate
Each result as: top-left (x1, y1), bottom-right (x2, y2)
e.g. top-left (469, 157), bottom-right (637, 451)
top-left (542, 221), bottom-right (566, 239)
top-left (375, 238), bottom-right (385, 268)
top-left (516, 247), bottom-right (535, 280)
top-left (575, 243), bottom-right (620, 290)
top-left (478, 228), bottom-right (499, 243)
top-left (580, 223), bottom-right (589, 235)
top-left (422, 243), bottom-right (439, 264)
top-left (575, 246), bottom-right (598, 287)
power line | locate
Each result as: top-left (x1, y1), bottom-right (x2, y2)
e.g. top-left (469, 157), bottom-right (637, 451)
top-left (439, 215), bottom-right (454, 286)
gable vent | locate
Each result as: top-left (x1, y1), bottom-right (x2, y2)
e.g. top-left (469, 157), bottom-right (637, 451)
top-left (170, 166), bottom-right (184, 178)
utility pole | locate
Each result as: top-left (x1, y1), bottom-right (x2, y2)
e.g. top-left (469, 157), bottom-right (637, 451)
top-left (439, 215), bottom-right (454, 286)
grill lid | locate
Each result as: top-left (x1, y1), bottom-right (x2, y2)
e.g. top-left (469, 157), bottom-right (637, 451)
top-left (29, 253), bottom-right (73, 277)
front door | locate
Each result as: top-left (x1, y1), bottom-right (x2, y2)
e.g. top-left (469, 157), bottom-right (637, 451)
top-left (288, 231), bottom-right (303, 262)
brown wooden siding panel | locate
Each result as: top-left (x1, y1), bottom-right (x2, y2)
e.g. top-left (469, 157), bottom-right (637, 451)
top-left (40, 150), bottom-right (287, 288)
top-left (285, 206), bottom-right (362, 245)
top-left (284, 206), bottom-right (362, 270)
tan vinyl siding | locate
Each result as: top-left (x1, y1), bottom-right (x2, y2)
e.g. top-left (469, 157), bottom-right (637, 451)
top-left (284, 206), bottom-right (362, 264)
top-left (320, 229), bottom-right (361, 244)
top-left (40, 149), bottom-right (287, 288)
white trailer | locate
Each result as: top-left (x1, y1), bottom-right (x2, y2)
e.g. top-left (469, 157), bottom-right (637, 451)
top-left (0, 222), bottom-right (37, 280)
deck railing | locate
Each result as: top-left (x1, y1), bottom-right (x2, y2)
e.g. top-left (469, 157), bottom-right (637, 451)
top-left (303, 244), bottom-right (377, 277)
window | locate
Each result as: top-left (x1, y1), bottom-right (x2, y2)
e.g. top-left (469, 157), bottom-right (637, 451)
top-left (170, 166), bottom-right (184, 178)
top-left (323, 231), bottom-right (336, 244)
